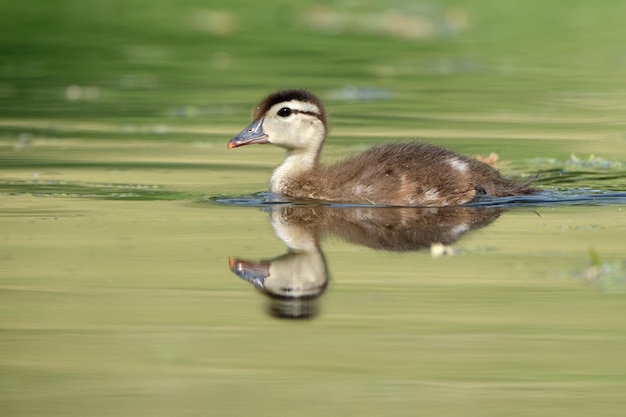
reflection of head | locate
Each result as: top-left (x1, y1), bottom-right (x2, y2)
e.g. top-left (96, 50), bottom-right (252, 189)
top-left (262, 251), bottom-right (328, 298)
top-left (228, 251), bottom-right (329, 320)
top-left (229, 251), bottom-right (328, 298)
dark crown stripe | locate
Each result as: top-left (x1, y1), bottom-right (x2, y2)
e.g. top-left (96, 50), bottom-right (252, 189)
top-left (253, 89), bottom-right (327, 128)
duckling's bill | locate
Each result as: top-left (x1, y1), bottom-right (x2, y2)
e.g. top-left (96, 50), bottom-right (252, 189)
top-left (227, 118), bottom-right (269, 149)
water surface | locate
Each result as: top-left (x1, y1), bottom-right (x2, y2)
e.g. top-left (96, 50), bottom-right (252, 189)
top-left (2, 194), bottom-right (626, 417)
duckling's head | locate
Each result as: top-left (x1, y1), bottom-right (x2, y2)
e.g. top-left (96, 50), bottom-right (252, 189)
top-left (228, 89), bottom-right (327, 152)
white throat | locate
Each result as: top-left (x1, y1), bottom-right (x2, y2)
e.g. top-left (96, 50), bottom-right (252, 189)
top-left (270, 149), bottom-right (318, 194)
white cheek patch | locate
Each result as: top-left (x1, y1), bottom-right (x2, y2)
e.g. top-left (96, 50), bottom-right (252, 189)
top-left (288, 100), bottom-right (320, 115)
top-left (448, 158), bottom-right (469, 174)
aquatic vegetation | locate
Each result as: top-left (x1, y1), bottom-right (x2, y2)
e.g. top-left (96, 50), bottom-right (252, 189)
top-left (578, 248), bottom-right (626, 291)
top-left (0, 179), bottom-right (204, 201)
top-left (568, 154), bottom-right (624, 170)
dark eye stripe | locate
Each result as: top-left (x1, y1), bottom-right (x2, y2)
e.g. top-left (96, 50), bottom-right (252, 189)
top-left (293, 109), bottom-right (321, 119)
top-left (276, 107), bottom-right (321, 120)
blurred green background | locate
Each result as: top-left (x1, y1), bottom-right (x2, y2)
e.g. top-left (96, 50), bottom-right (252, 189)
top-left (2, 0), bottom-right (625, 126)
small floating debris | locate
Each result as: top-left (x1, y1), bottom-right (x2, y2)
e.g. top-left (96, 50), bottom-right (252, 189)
top-left (475, 152), bottom-right (499, 167)
top-left (13, 133), bottom-right (33, 151)
top-left (64, 84), bottom-right (100, 101)
top-left (302, 4), bottom-right (468, 40)
top-left (576, 248), bottom-right (626, 291)
top-left (430, 242), bottom-right (455, 257)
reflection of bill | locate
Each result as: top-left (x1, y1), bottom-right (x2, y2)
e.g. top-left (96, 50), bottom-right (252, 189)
top-left (228, 205), bottom-right (502, 319)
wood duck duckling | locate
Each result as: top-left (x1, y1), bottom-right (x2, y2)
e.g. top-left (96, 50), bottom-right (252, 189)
top-left (227, 89), bottom-right (537, 206)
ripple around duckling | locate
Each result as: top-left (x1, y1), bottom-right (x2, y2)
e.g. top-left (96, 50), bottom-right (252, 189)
top-left (467, 189), bottom-right (626, 208)
top-left (3, 179), bottom-right (624, 207)
top-left (212, 189), bottom-right (626, 209)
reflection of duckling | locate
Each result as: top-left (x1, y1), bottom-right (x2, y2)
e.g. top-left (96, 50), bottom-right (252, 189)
top-left (273, 205), bottom-right (502, 251)
top-left (228, 205), bottom-right (502, 319)
top-left (228, 89), bottom-right (536, 206)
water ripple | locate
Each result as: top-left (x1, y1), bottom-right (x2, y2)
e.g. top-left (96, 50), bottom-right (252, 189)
top-left (214, 189), bottom-right (626, 209)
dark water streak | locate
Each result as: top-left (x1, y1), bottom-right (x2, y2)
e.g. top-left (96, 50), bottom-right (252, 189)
top-left (214, 189), bottom-right (626, 209)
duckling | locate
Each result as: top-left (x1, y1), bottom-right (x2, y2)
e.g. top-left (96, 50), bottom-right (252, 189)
top-left (227, 89), bottom-right (537, 206)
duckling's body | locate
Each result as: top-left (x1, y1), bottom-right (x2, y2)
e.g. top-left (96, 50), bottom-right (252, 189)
top-left (228, 89), bottom-right (536, 206)
top-left (271, 142), bottom-right (534, 206)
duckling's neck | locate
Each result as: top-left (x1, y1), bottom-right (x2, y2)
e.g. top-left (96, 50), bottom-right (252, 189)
top-left (270, 148), bottom-right (319, 194)
top-left (271, 211), bottom-right (319, 252)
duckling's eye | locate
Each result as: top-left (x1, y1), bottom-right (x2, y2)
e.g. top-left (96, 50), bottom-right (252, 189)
top-left (277, 107), bottom-right (292, 117)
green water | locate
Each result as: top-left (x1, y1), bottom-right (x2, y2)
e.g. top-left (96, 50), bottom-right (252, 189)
top-left (2, 1), bottom-right (626, 416)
